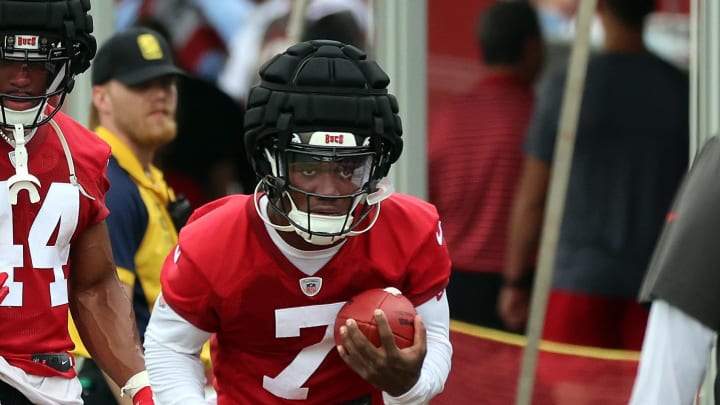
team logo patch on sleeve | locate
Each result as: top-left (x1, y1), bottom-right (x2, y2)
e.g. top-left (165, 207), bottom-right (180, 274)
top-left (299, 277), bottom-right (323, 297)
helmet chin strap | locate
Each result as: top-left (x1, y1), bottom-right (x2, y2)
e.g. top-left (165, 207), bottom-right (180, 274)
top-left (286, 197), bottom-right (355, 246)
top-left (6, 124), bottom-right (41, 204)
top-left (3, 102), bottom-right (45, 129)
top-left (252, 181), bottom-right (350, 245)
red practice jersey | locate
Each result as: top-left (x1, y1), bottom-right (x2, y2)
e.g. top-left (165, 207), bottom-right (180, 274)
top-left (161, 193), bottom-right (451, 404)
top-left (0, 111), bottom-right (111, 377)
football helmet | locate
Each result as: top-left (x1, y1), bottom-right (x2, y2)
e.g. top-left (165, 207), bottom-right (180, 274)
top-left (245, 40), bottom-right (403, 245)
top-left (0, 0), bottom-right (96, 129)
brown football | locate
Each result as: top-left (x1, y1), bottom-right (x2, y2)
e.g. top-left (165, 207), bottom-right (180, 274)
top-left (334, 287), bottom-right (416, 349)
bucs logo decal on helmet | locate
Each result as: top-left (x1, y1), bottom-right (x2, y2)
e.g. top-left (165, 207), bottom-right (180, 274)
top-left (10, 35), bottom-right (40, 50)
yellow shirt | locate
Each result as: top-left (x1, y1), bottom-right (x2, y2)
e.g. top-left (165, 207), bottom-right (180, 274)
top-left (69, 126), bottom-right (210, 367)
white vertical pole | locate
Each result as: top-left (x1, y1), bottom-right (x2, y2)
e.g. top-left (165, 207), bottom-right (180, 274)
top-left (64, 0), bottom-right (115, 127)
top-left (373, 0), bottom-right (428, 199)
top-left (514, 0), bottom-right (597, 404)
top-left (689, 0), bottom-right (700, 159)
top-left (690, 0), bottom-right (720, 162)
top-left (286, 0), bottom-right (310, 45)
top-left (712, 0), bottom-right (720, 141)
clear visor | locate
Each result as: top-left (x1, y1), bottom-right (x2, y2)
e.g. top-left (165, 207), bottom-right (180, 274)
top-left (285, 147), bottom-right (374, 196)
top-left (0, 60), bottom-right (57, 85)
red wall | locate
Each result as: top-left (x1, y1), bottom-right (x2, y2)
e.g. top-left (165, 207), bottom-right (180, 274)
top-left (427, 0), bottom-right (495, 113)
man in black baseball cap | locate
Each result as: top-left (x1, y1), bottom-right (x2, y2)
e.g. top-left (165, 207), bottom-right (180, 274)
top-left (91, 27), bottom-right (184, 86)
top-left (70, 26), bottom-right (202, 404)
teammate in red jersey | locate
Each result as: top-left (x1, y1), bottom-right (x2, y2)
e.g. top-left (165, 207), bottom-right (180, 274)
top-left (0, 1), bottom-right (152, 404)
top-left (144, 40), bottom-right (453, 404)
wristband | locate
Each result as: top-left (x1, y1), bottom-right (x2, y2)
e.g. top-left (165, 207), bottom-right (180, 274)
top-left (121, 370), bottom-right (150, 398)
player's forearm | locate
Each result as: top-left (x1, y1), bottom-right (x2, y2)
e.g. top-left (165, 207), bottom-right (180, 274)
top-left (383, 292), bottom-right (452, 404)
top-left (503, 192), bottom-right (543, 286)
top-left (69, 220), bottom-right (146, 386)
top-left (70, 277), bottom-right (145, 387)
top-left (504, 157), bottom-right (549, 285)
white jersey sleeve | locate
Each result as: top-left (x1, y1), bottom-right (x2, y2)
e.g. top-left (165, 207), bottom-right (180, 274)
top-left (629, 299), bottom-right (716, 405)
top-left (144, 294), bottom-right (213, 405)
top-left (383, 290), bottom-right (452, 405)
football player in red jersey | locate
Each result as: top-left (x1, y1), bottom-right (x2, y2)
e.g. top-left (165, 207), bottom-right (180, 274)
top-left (144, 40), bottom-right (453, 404)
top-left (0, 1), bottom-right (152, 404)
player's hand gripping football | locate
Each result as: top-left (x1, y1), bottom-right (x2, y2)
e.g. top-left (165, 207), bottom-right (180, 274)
top-left (0, 272), bottom-right (9, 303)
top-left (336, 310), bottom-right (426, 397)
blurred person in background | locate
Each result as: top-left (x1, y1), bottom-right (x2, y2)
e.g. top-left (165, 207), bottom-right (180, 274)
top-left (112, 1), bottom-right (258, 203)
top-left (129, 16), bottom-right (257, 206)
top-left (428, 1), bottom-right (544, 330)
top-left (68, 27), bottom-right (211, 404)
top-left (499, 0), bottom-right (688, 350)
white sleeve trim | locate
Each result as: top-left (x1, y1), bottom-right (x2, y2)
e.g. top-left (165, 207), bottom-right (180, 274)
top-left (144, 294), bottom-right (213, 405)
top-left (629, 299), bottom-right (716, 405)
top-left (383, 290), bottom-right (452, 405)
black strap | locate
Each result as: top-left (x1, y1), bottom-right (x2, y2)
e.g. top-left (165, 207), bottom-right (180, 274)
top-left (31, 353), bottom-right (73, 372)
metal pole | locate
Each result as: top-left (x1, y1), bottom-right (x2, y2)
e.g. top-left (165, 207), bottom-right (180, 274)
top-left (63, 0), bottom-right (115, 126)
top-left (286, 0), bottom-right (310, 45)
top-left (514, 0), bottom-right (597, 403)
top-left (689, 0), bottom-right (700, 159)
top-left (373, 0), bottom-right (428, 199)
